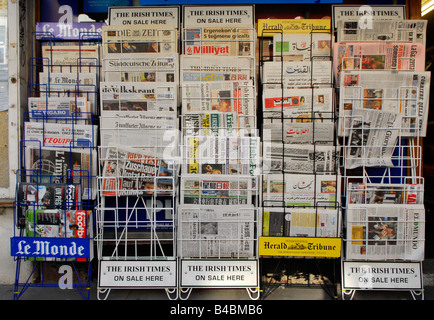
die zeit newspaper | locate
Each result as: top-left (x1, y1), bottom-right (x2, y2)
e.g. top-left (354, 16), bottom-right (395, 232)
top-left (338, 70), bottom-right (430, 137)
top-left (337, 19), bottom-right (427, 45)
top-left (333, 42), bottom-right (426, 85)
top-left (183, 27), bottom-right (254, 57)
top-left (346, 204), bottom-right (425, 261)
top-left (102, 25), bottom-right (178, 55)
top-left (102, 53), bottom-right (179, 84)
top-left (178, 205), bottom-right (255, 258)
top-left (101, 146), bottom-right (175, 197)
top-left (262, 207), bottom-right (341, 238)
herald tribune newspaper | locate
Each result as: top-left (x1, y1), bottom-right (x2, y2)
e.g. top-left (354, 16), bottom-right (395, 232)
top-left (339, 70), bottom-right (431, 137)
top-left (345, 204), bottom-right (425, 261)
top-left (178, 205), bottom-right (255, 258)
top-left (102, 53), bottom-right (179, 83)
top-left (262, 61), bottom-right (332, 88)
top-left (333, 42), bottom-right (426, 85)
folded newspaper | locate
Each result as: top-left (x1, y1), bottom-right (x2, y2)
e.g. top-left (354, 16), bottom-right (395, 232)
top-left (262, 207), bottom-right (341, 238)
top-left (41, 44), bottom-right (100, 72)
top-left (345, 204), bottom-right (425, 261)
top-left (262, 173), bottom-right (340, 208)
top-left (28, 97), bottom-right (90, 122)
top-left (273, 33), bottom-right (332, 61)
top-left (339, 70), bottom-right (430, 137)
top-left (178, 205), bottom-right (255, 258)
top-left (100, 146), bottom-right (176, 197)
top-left (183, 27), bottom-right (254, 57)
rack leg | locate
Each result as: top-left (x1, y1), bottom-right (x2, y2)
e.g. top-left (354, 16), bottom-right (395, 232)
top-left (246, 287), bottom-right (261, 300)
top-left (179, 287), bottom-right (193, 300)
top-left (97, 288), bottom-right (111, 300)
top-left (165, 288), bottom-right (179, 300)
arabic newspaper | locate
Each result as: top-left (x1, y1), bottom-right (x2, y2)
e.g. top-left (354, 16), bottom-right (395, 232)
top-left (102, 53), bottom-right (179, 83)
top-left (100, 146), bottom-right (176, 197)
top-left (262, 121), bottom-right (335, 145)
top-left (24, 121), bottom-right (98, 148)
top-left (347, 182), bottom-right (424, 205)
top-left (262, 61), bottom-right (332, 88)
top-left (337, 19), bottom-right (427, 45)
top-left (183, 135), bottom-right (260, 175)
top-left (273, 33), bottom-right (332, 61)
top-left (262, 173), bottom-right (340, 208)
top-left (263, 143), bottom-right (337, 174)
top-left (183, 27), bottom-right (254, 57)
top-left (28, 97), bottom-right (90, 122)
top-left (102, 24), bottom-right (178, 55)
top-left (262, 87), bottom-right (333, 120)
top-left (262, 207), bottom-right (341, 237)
top-left (25, 146), bottom-right (97, 200)
top-left (181, 174), bottom-right (253, 205)
top-left (339, 70), bottom-right (430, 137)
top-left (181, 55), bottom-right (254, 82)
top-left (41, 44), bottom-right (100, 72)
top-left (100, 81), bottom-right (177, 116)
top-left (346, 204), bottom-right (425, 261)
top-left (178, 205), bottom-right (255, 258)
top-left (345, 108), bottom-right (402, 169)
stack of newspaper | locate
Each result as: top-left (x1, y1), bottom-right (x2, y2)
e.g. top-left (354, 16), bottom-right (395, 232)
top-left (99, 23), bottom-right (180, 197)
top-left (260, 19), bottom-right (341, 240)
top-left (178, 6), bottom-right (259, 259)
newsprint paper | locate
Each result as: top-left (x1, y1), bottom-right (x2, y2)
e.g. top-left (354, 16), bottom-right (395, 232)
top-left (41, 45), bottom-right (100, 72)
top-left (346, 204), bottom-right (425, 261)
top-left (273, 33), bottom-right (332, 61)
top-left (339, 70), bottom-right (430, 137)
top-left (178, 205), bottom-right (255, 258)
top-left (262, 207), bottom-right (341, 238)
top-left (262, 173), bottom-right (339, 208)
top-left (28, 97), bottom-right (90, 122)
top-left (337, 19), bottom-right (427, 45)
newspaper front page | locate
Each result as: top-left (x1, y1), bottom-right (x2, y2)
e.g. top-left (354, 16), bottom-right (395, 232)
top-left (345, 108), bottom-right (402, 169)
top-left (262, 173), bottom-right (339, 208)
top-left (182, 112), bottom-right (238, 137)
top-left (28, 97), bottom-right (90, 122)
top-left (41, 45), bottom-right (100, 72)
top-left (262, 61), bottom-right (332, 88)
top-left (178, 205), bottom-right (255, 258)
top-left (262, 207), bottom-right (341, 238)
top-left (100, 146), bottom-right (176, 197)
top-left (339, 70), bottom-right (430, 137)
top-left (273, 33), bottom-right (332, 61)
top-left (102, 53), bottom-right (179, 83)
top-left (337, 19), bottom-right (427, 45)
top-left (333, 42), bottom-right (426, 84)
top-left (346, 204), bottom-right (425, 261)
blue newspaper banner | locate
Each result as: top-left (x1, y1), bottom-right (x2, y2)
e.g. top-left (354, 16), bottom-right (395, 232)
top-left (11, 237), bottom-right (92, 258)
top-left (35, 22), bottom-right (105, 40)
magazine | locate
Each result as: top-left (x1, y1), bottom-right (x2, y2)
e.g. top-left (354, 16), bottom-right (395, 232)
top-left (262, 87), bottom-right (333, 120)
top-left (262, 207), bottom-right (341, 237)
top-left (333, 42), bottom-right (426, 84)
top-left (25, 146), bottom-right (97, 200)
top-left (181, 174), bottom-right (253, 205)
top-left (16, 182), bottom-right (81, 228)
top-left (337, 19), bottom-right (427, 45)
top-left (178, 205), bottom-right (255, 258)
top-left (347, 182), bottom-right (424, 205)
top-left (24, 121), bottom-right (98, 148)
top-left (100, 81), bottom-right (177, 116)
top-left (102, 24), bottom-right (178, 55)
top-left (262, 61), bottom-right (332, 88)
top-left (263, 143), bottom-right (338, 174)
top-left (28, 97), bottom-right (90, 122)
top-left (262, 173), bottom-right (340, 208)
top-left (102, 53), bottom-right (179, 83)
top-left (41, 44), bottom-right (100, 72)
top-left (273, 33), bottom-right (332, 61)
top-left (183, 135), bottom-right (260, 175)
top-left (262, 121), bottom-right (335, 145)
top-left (345, 204), bottom-right (425, 261)
top-left (100, 146), bottom-right (176, 197)
top-left (181, 55), bottom-right (254, 82)
top-left (183, 27), bottom-right (254, 57)
top-left (339, 70), bottom-right (431, 137)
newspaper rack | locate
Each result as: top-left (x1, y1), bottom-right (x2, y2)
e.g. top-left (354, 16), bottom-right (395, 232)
top-left (336, 15), bottom-right (429, 300)
top-left (10, 31), bottom-right (101, 300)
top-left (258, 25), bottom-right (342, 300)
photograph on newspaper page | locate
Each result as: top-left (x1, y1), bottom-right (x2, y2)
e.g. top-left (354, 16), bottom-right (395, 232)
top-left (178, 205), bottom-right (255, 258)
top-left (346, 204), bottom-right (425, 261)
